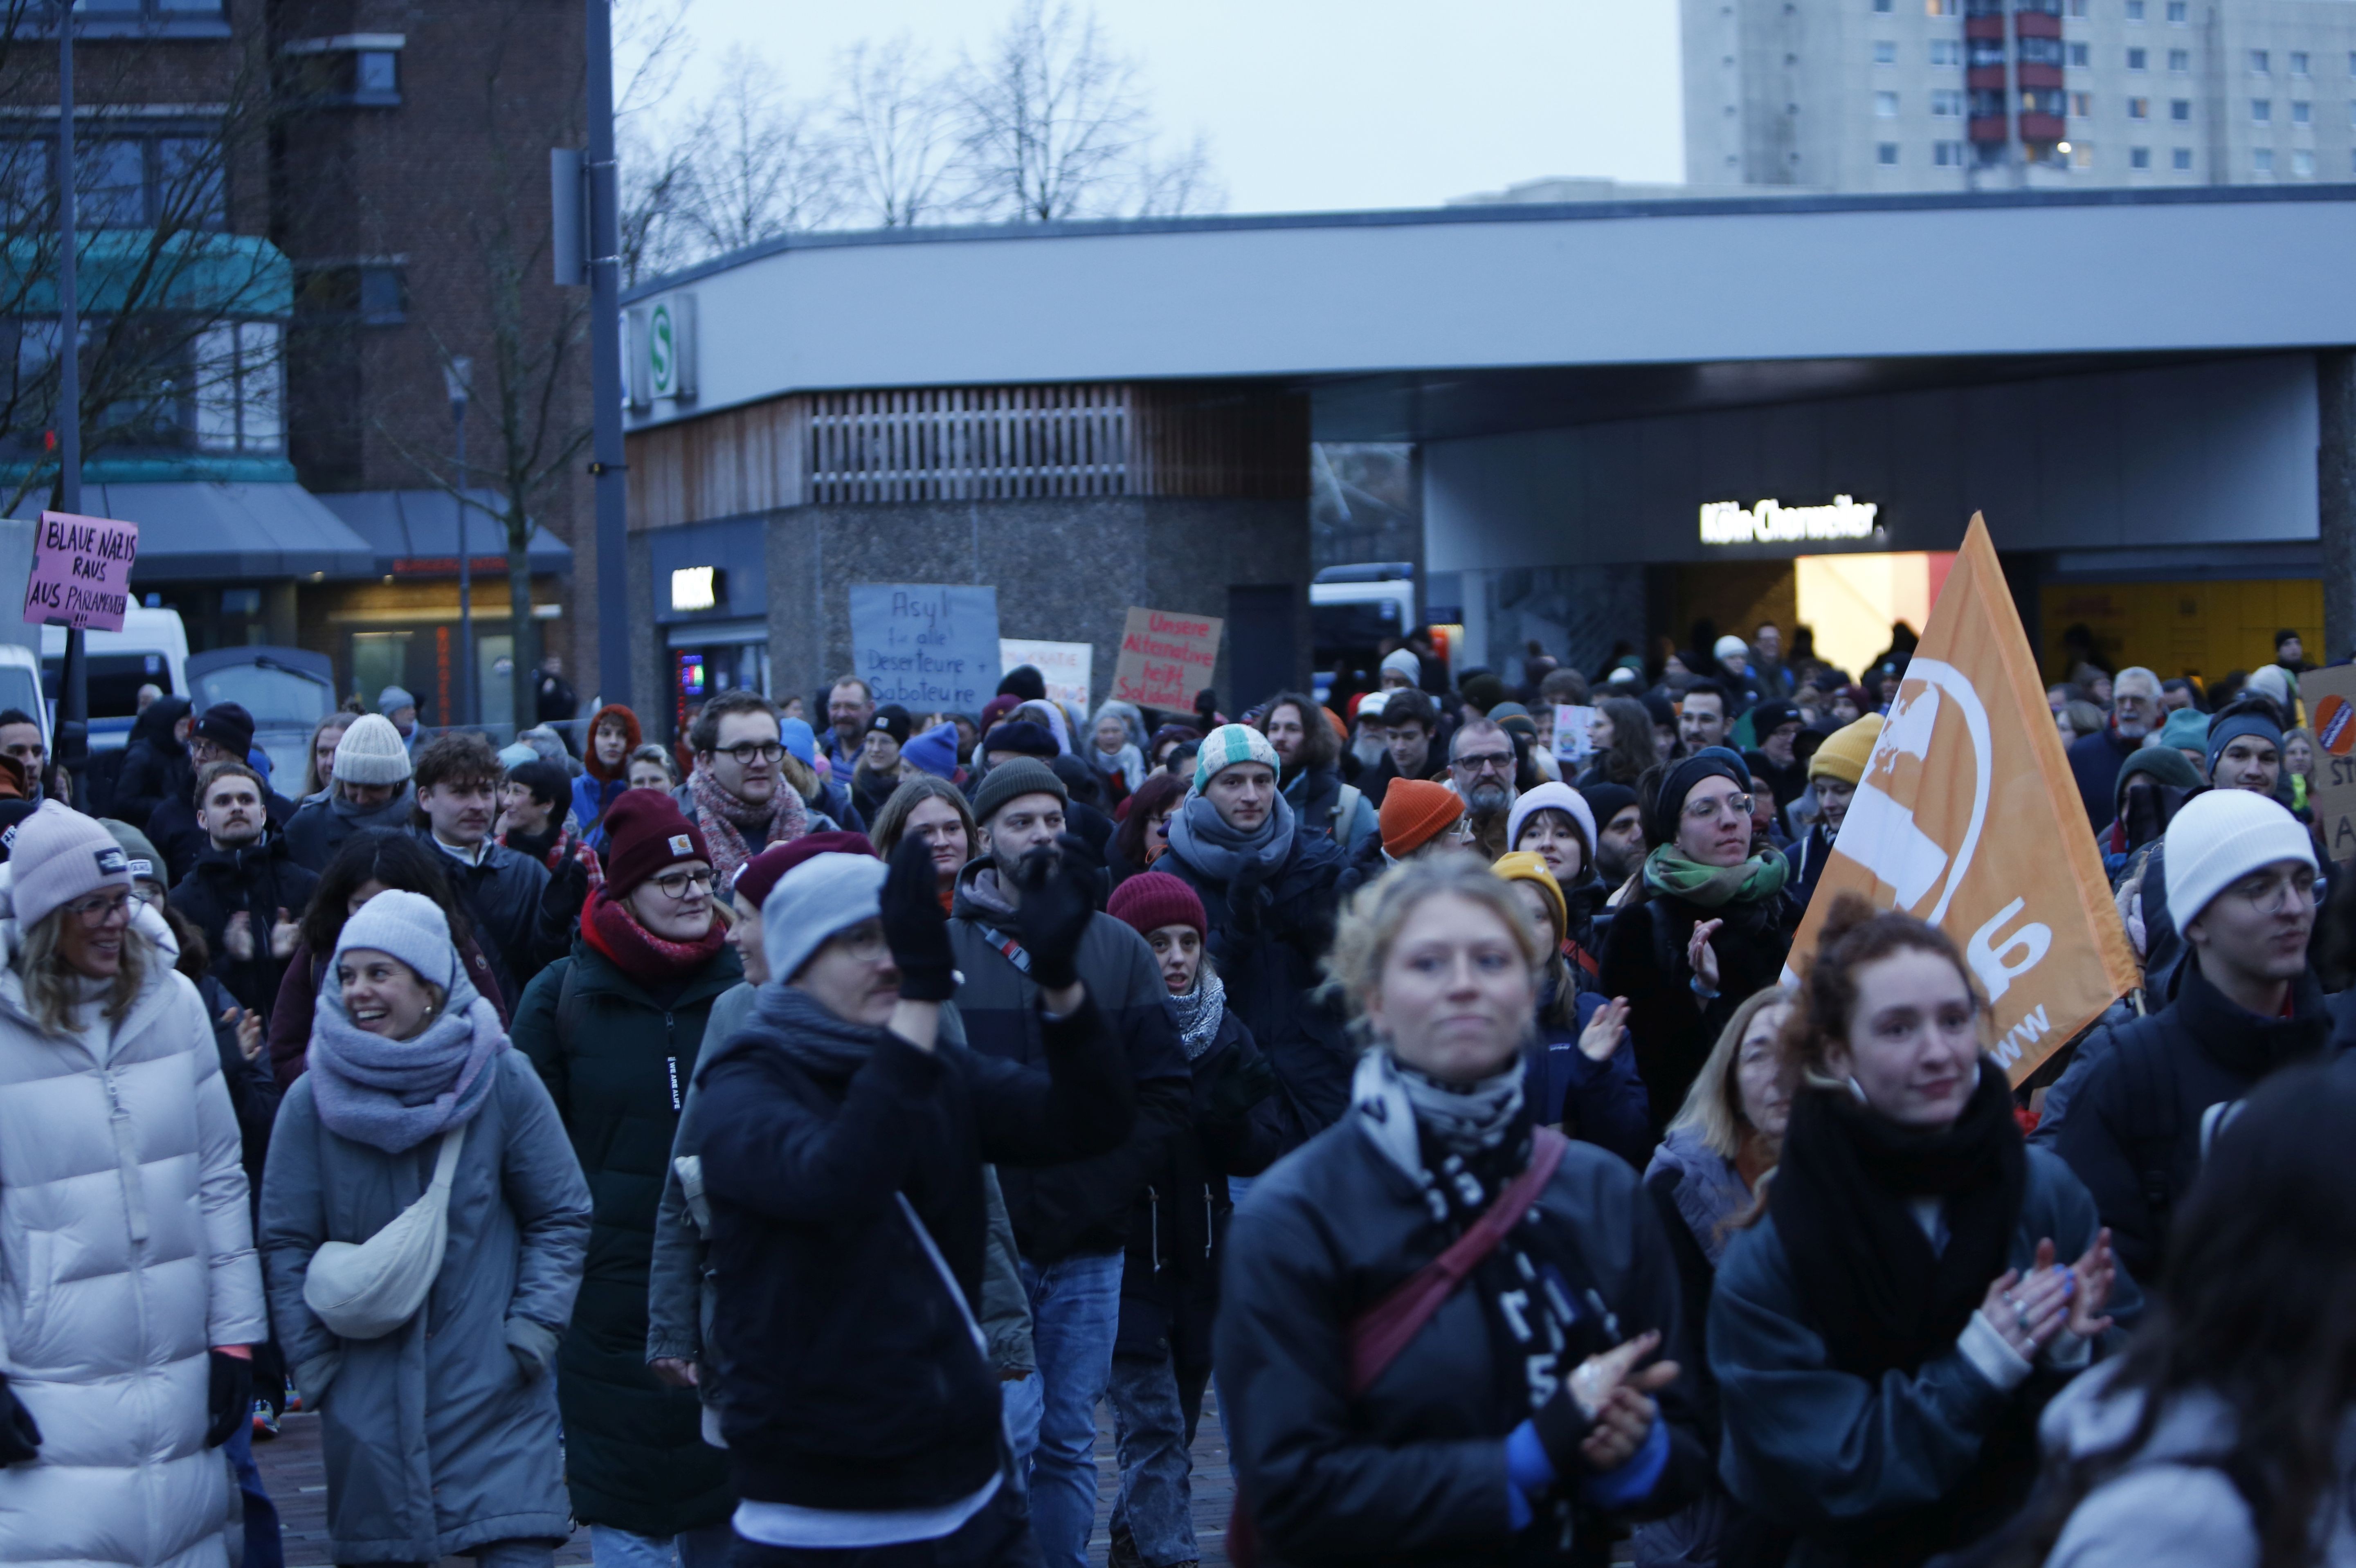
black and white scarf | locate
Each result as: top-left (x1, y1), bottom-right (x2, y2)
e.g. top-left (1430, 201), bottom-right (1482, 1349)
top-left (1167, 965), bottom-right (1227, 1060)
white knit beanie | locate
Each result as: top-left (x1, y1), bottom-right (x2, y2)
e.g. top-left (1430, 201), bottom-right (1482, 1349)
top-left (1380, 648), bottom-right (1421, 683)
top-left (333, 889), bottom-right (456, 991)
top-left (762, 854), bottom-right (888, 984)
top-left (1506, 780), bottom-right (1596, 858)
top-left (2163, 788), bottom-right (2316, 932)
top-left (334, 713), bottom-right (416, 786)
top-left (9, 802), bottom-right (133, 931)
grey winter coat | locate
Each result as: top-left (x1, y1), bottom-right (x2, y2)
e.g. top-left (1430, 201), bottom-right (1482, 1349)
top-left (647, 991), bottom-right (1034, 1388)
top-left (2036, 1360), bottom-right (2356, 1568)
top-left (0, 887), bottom-right (270, 1568)
top-left (260, 1050), bottom-right (593, 1564)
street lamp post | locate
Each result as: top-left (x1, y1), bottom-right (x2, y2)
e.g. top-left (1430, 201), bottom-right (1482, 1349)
top-left (445, 355), bottom-right (474, 729)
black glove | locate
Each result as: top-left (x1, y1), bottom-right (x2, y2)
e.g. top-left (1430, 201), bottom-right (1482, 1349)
top-left (205, 1349), bottom-right (252, 1449)
top-left (1227, 855), bottom-right (1270, 939)
top-left (0, 1373), bottom-right (40, 1465)
top-left (881, 833), bottom-right (958, 1001)
top-left (1012, 834), bottom-right (1096, 992)
top-left (1204, 1043), bottom-right (1278, 1125)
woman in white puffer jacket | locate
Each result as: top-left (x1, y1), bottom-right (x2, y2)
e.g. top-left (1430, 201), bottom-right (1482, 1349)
top-left (0, 802), bottom-right (268, 1568)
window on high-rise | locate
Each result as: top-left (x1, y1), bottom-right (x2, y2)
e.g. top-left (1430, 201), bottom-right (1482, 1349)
top-left (1933, 140), bottom-right (1969, 165)
top-left (2068, 41), bottom-right (2090, 65)
top-left (2070, 91), bottom-right (2093, 115)
top-left (2129, 96), bottom-right (2150, 117)
top-left (1875, 90), bottom-right (1900, 116)
top-left (2250, 49), bottom-right (2270, 73)
top-left (2066, 0), bottom-right (2088, 13)
top-left (2292, 148), bottom-right (2315, 176)
top-left (1875, 40), bottom-right (1898, 63)
top-left (1877, 143), bottom-right (1901, 165)
top-left (1925, 0), bottom-right (1957, 15)
top-left (2166, 0), bottom-right (2185, 19)
top-left (1874, 0), bottom-right (1894, 12)
top-left (1931, 39), bottom-right (1964, 65)
top-left (2251, 97), bottom-right (2271, 121)
top-left (2293, 99), bottom-right (2311, 123)
top-left (2127, 48), bottom-right (2147, 69)
top-left (2254, 147), bottom-right (2274, 172)
top-left (2290, 52), bottom-right (2309, 76)
top-left (2125, 0), bottom-right (2144, 18)
top-left (1932, 89), bottom-right (1968, 115)
top-left (2168, 49), bottom-right (2189, 71)
top-left (2020, 36), bottom-right (2063, 64)
top-left (2131, 146), bottom-right (2152, 166)
top-left (2171, 98), bottom-right (2192, 119)
top-left (2173, 146), bottom-right (2194, 168)
top-left (1970, 38), bottom-right (2007, 67)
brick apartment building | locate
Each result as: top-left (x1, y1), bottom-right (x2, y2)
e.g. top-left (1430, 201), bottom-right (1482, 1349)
top-left (1, 0), bottom-right (591, 732)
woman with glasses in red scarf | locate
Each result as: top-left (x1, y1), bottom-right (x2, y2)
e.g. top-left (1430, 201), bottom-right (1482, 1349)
top-left (509, 788), bottom-right (746, 1568)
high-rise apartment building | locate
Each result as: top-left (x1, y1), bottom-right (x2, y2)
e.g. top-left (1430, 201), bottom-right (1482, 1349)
top-left (1682, 0), bottom-right (2356, 189)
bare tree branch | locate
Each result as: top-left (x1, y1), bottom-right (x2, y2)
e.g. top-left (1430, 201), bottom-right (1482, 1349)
top-left (955, 0), bottom-right (1148, 222)
top-left (836, 36), bottom-right (958, 228)
top-left (679, 46), bottom-right (847, 252)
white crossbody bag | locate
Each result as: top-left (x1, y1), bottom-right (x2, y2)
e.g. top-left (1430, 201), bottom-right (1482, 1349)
top-left (305, 1123), bottom-right (468, 1341)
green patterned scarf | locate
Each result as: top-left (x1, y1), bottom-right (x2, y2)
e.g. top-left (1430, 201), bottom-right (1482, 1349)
top-left (1641, 842), bottom-right (1790, 909)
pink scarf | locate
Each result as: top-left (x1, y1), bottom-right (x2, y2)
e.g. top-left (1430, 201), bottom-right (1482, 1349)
top-left (686, 766), bottom-right (810, 884)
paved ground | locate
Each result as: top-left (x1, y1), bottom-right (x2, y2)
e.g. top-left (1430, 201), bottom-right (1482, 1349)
top-left (256, 1393), bottom-right (1239, 1568)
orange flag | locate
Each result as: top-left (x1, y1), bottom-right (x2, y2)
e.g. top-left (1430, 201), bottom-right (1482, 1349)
top-left (1787, 514), bottom-right (2140, 1084)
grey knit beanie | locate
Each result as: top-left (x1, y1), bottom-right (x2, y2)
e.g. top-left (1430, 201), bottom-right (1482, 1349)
top-left (333, 888), bottom-right (456, 991)
top-left (334, 714), bottom-right (415, 786)
top-left (762, 854), bottom-right (888, 984)
top-left (971, 758), bottom-right (1067, 826)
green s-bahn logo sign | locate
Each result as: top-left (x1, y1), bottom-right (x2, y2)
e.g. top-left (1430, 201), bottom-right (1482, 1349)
top-left (648, 301), bottom-right (679, 398)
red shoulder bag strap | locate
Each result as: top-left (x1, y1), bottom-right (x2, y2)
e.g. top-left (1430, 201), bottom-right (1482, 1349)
top-left (1228, 1126), bottom-right (1570, 1567)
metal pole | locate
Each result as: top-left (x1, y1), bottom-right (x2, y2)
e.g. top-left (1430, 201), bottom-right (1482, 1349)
top-left (2322, 350), bottom-right (2356, 670)
top-left (586, 0), bottom-right (630, 711)
top-left (456, 407), bottom-right (472, 728)
top-left (54, 0), bottom-right (85, 793)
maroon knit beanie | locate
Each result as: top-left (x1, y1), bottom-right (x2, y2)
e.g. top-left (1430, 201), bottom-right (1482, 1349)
top-left (730, 829), bottom-right (875, 907)
top-left (600, 788), bottom-right (713, 899)
top-left (1106, 871), bottom-right (1206, 941)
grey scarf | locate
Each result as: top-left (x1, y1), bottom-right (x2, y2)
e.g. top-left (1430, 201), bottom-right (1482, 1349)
top-left (1167, 791), bottom-right (1295, 886)
top-left (306, 971), bottom-right (506, 1153)
top-left (750, 977), bottom-right (889, 1079)
top-left (1351, 1047), bottom-right (1526, 1185)
top-left (1167, 965), bottom-right (1226, 1060)
top-left (328, 781), bottom-right (416, 830)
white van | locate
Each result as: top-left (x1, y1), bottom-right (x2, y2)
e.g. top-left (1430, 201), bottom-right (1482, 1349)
top-left (40, 606), bottom-right (192, 751)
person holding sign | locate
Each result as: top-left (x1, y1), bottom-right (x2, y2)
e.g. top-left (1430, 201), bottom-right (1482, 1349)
top-left (2041, 791), bottom-right (2351, 1288)
top-left (1598, 749), bottom-right (1800, 1139)
top-left (1710, 894), bottom-right (2132, 1568)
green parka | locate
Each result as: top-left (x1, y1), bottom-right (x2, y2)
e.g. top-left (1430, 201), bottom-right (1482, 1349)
top-left (511, 930), bottom-right (744, 1539)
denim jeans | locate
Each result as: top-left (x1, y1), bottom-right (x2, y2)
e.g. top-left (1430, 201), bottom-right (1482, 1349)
top-left (225, 1420), bottom-right (283, 1568)
top-left (726, 1481), bottom-right (1043, 1568)
top-left (1106, 1354), bottom-right (1206, 1568)
top-left (1000, 1371), bottom-right (1044, 1480)
top-left (592, 1523), bottom-right (737, 1568)
top-left (1017, 1251), bottom-right (1124, 1568)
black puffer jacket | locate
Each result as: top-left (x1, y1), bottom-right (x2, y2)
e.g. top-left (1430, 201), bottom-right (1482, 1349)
top-left (1598, 886), bottom-right (1798, 1140)
top-left (148, 779), bottom-right (295, 890)
top-left (695, 992), bottom-right (1135, 1514)
top-left (166, 831), bottom-right (320, 1023)
top-left (1162, 826), bottom-right (1358, 1146)
top-left (1217, 1111), bottom-right (1710, 1567)
top-left (946, 860), bottom-right (1193, 1262)
top-left (1115, 1005), bottom-right (1288, 1372)
top-left (2041, 959), bottom-right (2353, 1284)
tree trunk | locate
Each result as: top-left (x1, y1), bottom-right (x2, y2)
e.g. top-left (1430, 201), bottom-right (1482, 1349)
top-left (507, 512), bottom-right (540, 740)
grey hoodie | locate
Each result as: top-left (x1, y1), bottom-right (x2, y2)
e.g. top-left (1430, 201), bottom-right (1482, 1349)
top-left (2039, 1359), bottom-right (2356, 1568)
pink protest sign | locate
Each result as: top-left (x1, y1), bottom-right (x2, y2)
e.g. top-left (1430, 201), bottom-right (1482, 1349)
top-left (22, 510), bottom-right (138, 631)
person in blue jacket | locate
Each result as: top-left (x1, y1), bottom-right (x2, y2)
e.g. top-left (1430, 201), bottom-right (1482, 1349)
top-left (571, 704), bottom-right (641, 841)
top-left (1709, 892), bottom-right (2138, 1568)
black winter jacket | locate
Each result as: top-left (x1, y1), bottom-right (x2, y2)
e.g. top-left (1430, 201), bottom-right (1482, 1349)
top-left (1217, 1114), bottom-right (1711, 1567)
top-left (696, 995), bottom-right (1135, 1514)
top-left (1162, 827), bottom-right (1358, 1146)
top-left (1598, 887), bottom-right (1798, 1141)
top-left (412, 829), bottom-right (558, 1012)
top-left (148, 781), bottom-right (295, 890)
top-left (2041, 960), bottom-right (2352, 1285)
top-left (946, 861), bottom-right (1192, 1262)
top-left (1114, 1006), bottom-right (1288, 1370)
top-left (511, 931), bottom-right (743, 1537)
top-left (166, 831), bottom-right (321, 1023)
top-left (110, 696), bottom-right (191, 831)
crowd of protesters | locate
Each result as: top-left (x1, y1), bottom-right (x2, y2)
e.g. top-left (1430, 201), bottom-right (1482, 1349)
top-left (0, 613), bottom-right (2348, 1568)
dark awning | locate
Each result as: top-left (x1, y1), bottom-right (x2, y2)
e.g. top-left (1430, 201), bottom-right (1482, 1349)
top-left (12, 481), bottom-right (383, 582)
top-left (315, 489), bottom-right (573, 577)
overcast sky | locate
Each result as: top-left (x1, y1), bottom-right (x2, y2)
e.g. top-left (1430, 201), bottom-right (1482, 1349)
top-left (638, 0), bottom-right (1687, 214)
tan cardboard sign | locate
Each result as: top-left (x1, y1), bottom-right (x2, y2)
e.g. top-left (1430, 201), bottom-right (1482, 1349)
top-left (1111, 607), bottom-right (1223, 710)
